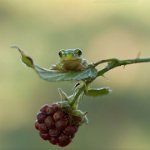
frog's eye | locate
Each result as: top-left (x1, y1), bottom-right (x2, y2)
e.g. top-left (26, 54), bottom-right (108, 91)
top-left (58, 49), bottom-right (65, 58)
top-left (75, 49), bottom-right (82, 56)
top-left (58, 51), bottom-right (63, 58)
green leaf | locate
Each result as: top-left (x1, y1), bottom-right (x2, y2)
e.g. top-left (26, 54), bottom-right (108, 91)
top-left (85, 87), bottom-right (112, 97)
top-left (22, 55), bottom-right (34, 68)
top-left (13, 46), bottom-right (98, 81)
top-left (34, 65), bottom-right (97, 81)
top-left (12, 45), bottom-right (34, 68)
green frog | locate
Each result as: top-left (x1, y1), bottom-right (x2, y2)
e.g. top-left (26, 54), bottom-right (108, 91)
top-left (51, 48), bottom-right (111, 97)
top-left (51, 48), bottom-right (89, 72)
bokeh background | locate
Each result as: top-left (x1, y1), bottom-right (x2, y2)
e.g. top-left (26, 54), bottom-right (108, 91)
top-left (1, 0), bottom-right (150, 149)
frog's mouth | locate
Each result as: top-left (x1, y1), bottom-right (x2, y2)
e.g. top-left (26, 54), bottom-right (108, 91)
top-left (63, 54), bottom-right (80, 61)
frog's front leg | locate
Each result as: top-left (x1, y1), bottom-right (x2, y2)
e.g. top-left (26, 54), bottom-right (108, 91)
top-left (84, 86), bottom-right (111, 97)
top-left (81, 59), bottom-right (89, 68)
top-left (50, 63), bottom-right (65, 71)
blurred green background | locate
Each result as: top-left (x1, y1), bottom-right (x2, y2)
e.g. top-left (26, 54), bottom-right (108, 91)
top-left (1, 0), bottom-right (150, 149)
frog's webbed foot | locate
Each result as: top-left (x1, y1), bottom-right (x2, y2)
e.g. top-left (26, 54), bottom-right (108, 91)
top-left (49, 64), bottom-right (58, 70)
top-left (81, 59), bottom-right (95, 70)
top-left (82, 59), bottom-right (89, 67)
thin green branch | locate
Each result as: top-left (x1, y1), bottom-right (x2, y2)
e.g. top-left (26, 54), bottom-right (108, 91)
top-left (70, 57), bottom-right (150, 108)
top-left (93, 58), bottom-right (119, 67)
top-left (70, 84), bottom-right (85, 108)
top-left (96, 57), bottom-right (150, 77)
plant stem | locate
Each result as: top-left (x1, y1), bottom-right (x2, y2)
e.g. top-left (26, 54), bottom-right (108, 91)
top-left (70, 84), bottom-right (85, 109)
top-left (93, 58), bottom-right (119, 67)
top-left (95, 57), bottom-right (150, 77)
top-left (70, 57), bottom-right (150, 108)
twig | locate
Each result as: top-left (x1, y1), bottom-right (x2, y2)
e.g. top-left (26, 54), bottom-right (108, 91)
top-left (96, 57), bottom-right (150, 77)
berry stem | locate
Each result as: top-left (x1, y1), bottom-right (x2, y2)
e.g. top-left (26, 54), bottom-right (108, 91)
top-left (70, 84), bottom-right (85, 109)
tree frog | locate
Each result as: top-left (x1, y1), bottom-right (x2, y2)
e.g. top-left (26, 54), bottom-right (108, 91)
top-left (51, 48), bottom-right (89, 72)
top-left (51, 48), bottom-right (111, 97)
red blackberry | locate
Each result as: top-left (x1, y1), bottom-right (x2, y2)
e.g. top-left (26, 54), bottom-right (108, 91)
top-left (35, 102), bottom-right (87, 147)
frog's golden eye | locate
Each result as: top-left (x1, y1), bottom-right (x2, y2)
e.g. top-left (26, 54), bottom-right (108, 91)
top-left (75, 49), bottom-right (82, 56)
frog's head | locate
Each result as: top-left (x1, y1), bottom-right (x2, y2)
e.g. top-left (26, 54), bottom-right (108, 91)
top-left (58, 48), bottom-right (82, 61)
